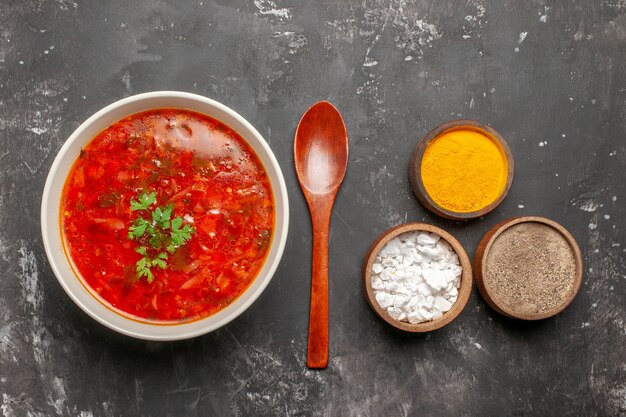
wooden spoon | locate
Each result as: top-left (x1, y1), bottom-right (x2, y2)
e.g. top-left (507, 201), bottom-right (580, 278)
top-left (294, 101), bottom-right (349, 369)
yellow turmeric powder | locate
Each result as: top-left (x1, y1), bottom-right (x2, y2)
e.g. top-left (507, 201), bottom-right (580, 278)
top-left (421, 129), bottom-right (508, 213)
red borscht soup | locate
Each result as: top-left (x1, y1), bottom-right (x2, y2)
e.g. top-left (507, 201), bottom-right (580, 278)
top-left (61, 109), bottom-right (274, 322)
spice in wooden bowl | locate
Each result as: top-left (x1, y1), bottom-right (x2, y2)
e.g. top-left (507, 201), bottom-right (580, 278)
top-left (363, 223), bottom-right (473, 332)
top-left (409, 120), bottom-right (514, 220)
top-left (474, 216), bottom-right (583, 320)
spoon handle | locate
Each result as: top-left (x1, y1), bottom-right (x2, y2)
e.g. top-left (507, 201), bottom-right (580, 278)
top-left (307, 199), bottom-right (333, 369)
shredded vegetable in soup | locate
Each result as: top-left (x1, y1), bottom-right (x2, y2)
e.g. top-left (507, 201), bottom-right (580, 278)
top-left (61, 109), bottom-right (274, 321)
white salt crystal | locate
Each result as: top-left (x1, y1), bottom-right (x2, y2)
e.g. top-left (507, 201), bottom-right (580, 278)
top-left (380, 269), bottom-right (392, 281)
top-left (443, 269), bottom-right (456, 283)
top-left (417, 233), bottom-right (439, 246)
top-left (451, 265), bottom-right (462, 277)
top-left (418, 308), bottom-right (433, 320)
top-left (385, 239), bottom-right (401, 257)
top-left (435, 259), bottom-right (448, 270)
top-left (387, 306), bottom-right (404, 321)
top-left (419, 245), bottom-right (440, 258)
top-left (425, 270), bottom-right (447, 291)
top-left (407, 311), bottom-right (422, 324)
top-left (394, 294), bottom-right (410, 307)
top-left (375, 292), bottom-right (394, 308)
top-left (417, 283), bottom-right (432, 296)
top-left (426, 296), bottom-right (435, 308)
top-left (433, 296), bottom-right (453, 312)
top-left (372, 278), bottom-right (384, 290)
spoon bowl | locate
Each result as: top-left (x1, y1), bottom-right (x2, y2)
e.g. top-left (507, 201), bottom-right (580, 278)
top-left (295, 102), bottom-right (349, 195)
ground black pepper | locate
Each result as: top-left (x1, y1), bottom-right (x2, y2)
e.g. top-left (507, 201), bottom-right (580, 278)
top-left (484, 222), bottom-right (577, 316)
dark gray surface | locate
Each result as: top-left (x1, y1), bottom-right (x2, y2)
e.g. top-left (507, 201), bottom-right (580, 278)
top-left (1, 0), bottom-right (625, 416)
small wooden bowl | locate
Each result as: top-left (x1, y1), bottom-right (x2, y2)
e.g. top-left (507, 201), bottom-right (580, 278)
top-left (409, 120), bottom-right (514, 221)
top-left (362, 223), bottom-right (473, 332)
top-left (474, 216), bottom-right (583, 320)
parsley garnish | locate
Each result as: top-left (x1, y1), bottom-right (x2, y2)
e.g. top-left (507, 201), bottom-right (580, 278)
top-left (128, 191), bottom-right (195, 283)
top-left (130, 191), bottom-right (157, 211)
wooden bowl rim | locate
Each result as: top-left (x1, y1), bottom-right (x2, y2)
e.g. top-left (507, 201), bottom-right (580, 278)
top-left (473, 216), bottom-right (584, 320)
top-left (362, 222), bottom-right (473, 332)
top-left (409, 119), bottom-right (515, 221)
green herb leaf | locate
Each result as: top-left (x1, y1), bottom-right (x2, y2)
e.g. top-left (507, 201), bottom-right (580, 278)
top-left (130, 191), bottom-right (157, 211)
top-left (136, 257), bottom-right (146, 270)
top-left (137, 264), bottom-right (154, 283)
top-left (128, 218), bottom-right (150, 239)
top-left (153, 257), bottom-right (167, 269)
top-left (170, 223), bottom-right (194, 249)
top-left (162, 206), bottom-right (173, 221)
top-left (171, 217), bottom-right (183, 231)
top-left (152, 205), bottom-right (173, 228)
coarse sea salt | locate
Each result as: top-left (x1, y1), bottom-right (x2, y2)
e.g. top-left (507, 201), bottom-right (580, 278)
top-left (371, 231), bottom-right (462, 324)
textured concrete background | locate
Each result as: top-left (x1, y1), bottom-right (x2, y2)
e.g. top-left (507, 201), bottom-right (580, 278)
top-left (1, 0), bottom-right (625, 416)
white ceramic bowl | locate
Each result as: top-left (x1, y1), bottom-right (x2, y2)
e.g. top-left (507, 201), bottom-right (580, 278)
top-left (41, 91), bottom-right (289, 340)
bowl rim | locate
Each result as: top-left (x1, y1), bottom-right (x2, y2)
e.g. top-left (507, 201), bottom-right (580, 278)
top-left (40, 91), bottom-right (289, 340)
top-left (362, 222), bottom-right (473, 332)
top-left (409, 119), bottom-right (515, 221)
top-left (473, 216), bottom-right (583, 320)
